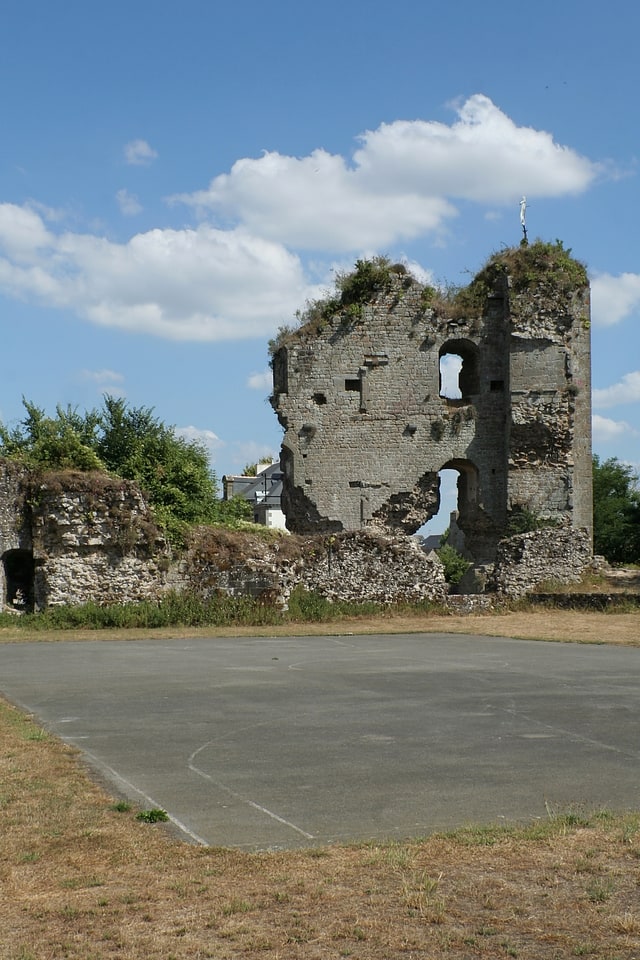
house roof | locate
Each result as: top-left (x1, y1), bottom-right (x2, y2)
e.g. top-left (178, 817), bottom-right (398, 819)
top-left (223, 462), bottom-right (283, 505)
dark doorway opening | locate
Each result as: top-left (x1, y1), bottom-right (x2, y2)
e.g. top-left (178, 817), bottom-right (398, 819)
top-left (2, 549), bottom-right (35, 612)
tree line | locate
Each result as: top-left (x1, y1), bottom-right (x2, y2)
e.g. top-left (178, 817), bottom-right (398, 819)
top-left (1, 399), bottom-right (638, 564)
top-left (0, 397), bottom-right (250, 542)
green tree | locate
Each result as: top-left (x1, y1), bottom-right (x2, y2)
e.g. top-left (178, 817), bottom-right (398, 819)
top-left (0, 400), bottom-right (103, 471)
top-left (0, 397), bottom-right (251, 540)
top-left (96, 396), bottom-right (229, 535)
top-left (592, 455), bottom-right (640, 564)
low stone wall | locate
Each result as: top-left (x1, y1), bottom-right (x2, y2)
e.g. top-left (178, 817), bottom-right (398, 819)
top-left (0, 460), bottom-right (601, 612)
top-left (297, 531), bottom-right (448, 606)
top-left (491, 527), bottom-right (592, 598)
top-left (36, 553), bottom-right (166, 607)
top-left (169, 527), bottom-right (448, 608)
top-left (28, 470), bottom-right (168, 609)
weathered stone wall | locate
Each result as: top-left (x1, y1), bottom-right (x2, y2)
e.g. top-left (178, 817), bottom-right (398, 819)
top-left (2, 465), bottom-right (447, 611)
top-left (0, 461), bottom-right (33, 607)
top-left (272, 249), bottom-right (593, 572)
top-left (273, 279), bottom-right (510, 563)
top-left (490, 527), bottom-right (592, 598)
top-left (168, 527), bottom-right (448, 608)
top-left (0, 462), bottom-right (32, 550)
top-left (29, 472), bottom-right (169, 608)
top-left (0, 467), bottom-right (169, 610)
top-left (507, 281), bottom-right (592, 532)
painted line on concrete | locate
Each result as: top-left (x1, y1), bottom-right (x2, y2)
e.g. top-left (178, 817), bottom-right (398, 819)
top-left (68, 743), bottom-right (209, 846)
top-left (188, 740), bottom-right (315, 841)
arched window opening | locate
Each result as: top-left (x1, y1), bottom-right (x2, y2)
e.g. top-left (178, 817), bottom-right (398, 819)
top-left (416, 459), bottom-right (479, 561)
top-left (416, 468), bottom-right (460, 546)
top-left (439, 339), bottom-right (479, 401)
top-left (439, 355), bottom-right (462, 399)
top-left (2, 549), bottom-right (35, 612)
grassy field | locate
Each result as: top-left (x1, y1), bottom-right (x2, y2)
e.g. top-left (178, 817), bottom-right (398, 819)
top-left (2, 609), bottom-right (640, 959)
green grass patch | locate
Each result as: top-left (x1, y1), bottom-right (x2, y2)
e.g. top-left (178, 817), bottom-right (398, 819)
top-left (0, 588), bottom-right (449, 632)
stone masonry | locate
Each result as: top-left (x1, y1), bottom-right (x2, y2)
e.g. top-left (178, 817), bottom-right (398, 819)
top-left (0, 462), bottom-right (448, 611)
top-left (272, 245), bottom-right (593, 571)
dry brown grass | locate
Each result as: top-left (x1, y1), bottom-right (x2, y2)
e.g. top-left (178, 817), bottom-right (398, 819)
top-left (2, 697), bottom-right (640, 959)
top-left (1, 606), bottom-right (639, 646)
top-left (2, 610), bottom-right (640, 958)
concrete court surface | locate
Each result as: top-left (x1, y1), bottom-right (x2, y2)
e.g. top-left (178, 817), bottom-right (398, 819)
top-left (0, 632), bottom-right (639, 850)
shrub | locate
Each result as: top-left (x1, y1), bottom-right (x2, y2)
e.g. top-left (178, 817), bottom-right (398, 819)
top-left (435, 544), bottom-right (471, 585)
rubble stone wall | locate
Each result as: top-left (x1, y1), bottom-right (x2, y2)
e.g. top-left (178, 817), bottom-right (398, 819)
top-left (1, 465), bottom-right (448, 611)
top-left (491, 527), bottom-right (592, 598)
top-left (169, 527), bottom-right (448, 608)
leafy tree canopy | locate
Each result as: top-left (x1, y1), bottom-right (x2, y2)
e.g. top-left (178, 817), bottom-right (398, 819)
top-left (593, 455), bottom-right (640, 565)
top-left (0, 397), bottom-right (251, 540)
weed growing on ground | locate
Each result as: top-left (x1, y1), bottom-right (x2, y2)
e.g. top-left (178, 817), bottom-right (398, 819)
top-left (136, 809), bottom-right (169, 823)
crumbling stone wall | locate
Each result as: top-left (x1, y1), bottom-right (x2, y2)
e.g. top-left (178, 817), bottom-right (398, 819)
top-left (30, 472), bottom-right (169, 608)
top-left (1, 464), bottom-right (447, 611)
top-left (0, 466), bottom-right (168, 610)
top-left (272, 246), bottom-right (592, 570)
top-left (491, 527), bottom-right (592, 598)
top-left (0, 461), bottom-right (33, 608)
top-left (169, 527), bottom-right (448, 608)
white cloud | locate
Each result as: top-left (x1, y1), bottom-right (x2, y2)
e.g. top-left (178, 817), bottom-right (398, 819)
top-left (399, 258), bottom-right (435, 286)
top-left (116, 189), bottom-right (142, 216)
top-left (591, 272), bottom-right (640, 326)
top-left (0, 98), bottom-right (605, 344)
top-left (79, 368), bottom-right (126, 397)
top-left (0, 204), bottom-right (312, 341)
top-left (247, 370), bottom-right (272, 391)
top-left (228, 440), bottom-right (279, 471)
top-left (80, 368), bottom-right (124, 384)
top-left (0, 203), bottom-right (52, 261)
top-left (174, 95), bottom-right (599, 252)
top-left (124, 139), bottom-right (158, 166)
top-left (592, 414), bottom-right (639, 442)
top-left (176, 426), bottom-right (224, 463)
top-left (440, 353), bottom-right (462, 399)
top-left (27, 200), bottom-right (67, 223)
top-left (593, 371), bottom-right (640, 409)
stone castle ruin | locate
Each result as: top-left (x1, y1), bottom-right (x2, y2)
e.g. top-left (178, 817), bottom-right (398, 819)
top-left (271, 243), bottom-right (593, 580)
top-left (0, 242), bottom-right (594, 612)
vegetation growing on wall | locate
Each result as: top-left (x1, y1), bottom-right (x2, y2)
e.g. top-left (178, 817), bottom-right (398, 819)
top-left (269, 256), bottom-right (411, 353)
top-left (427, 240), bottom-right (588, 319)
top-left (0, 397), bottom-right (251, 542)
top-left (270, 242), bottom-right (588, 351)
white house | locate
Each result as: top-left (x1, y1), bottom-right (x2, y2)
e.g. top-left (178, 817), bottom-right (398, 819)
top-left (222, 461), bottom-right (287, 530)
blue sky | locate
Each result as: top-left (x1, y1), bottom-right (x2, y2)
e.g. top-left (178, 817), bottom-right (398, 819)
top-left (1, 0), bottom-right (639, 530)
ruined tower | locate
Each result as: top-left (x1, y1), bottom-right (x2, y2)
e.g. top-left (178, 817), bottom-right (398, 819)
top-left (271, 244), bottom-right (592, 567)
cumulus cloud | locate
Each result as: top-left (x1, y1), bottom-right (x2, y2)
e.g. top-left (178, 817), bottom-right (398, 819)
top-left (593, 371), bottom-right (640, 409)
top-left (174, 95), bottom-right (599, 252)
top-left (116, 189), bottom-right (142, 216)
top-left (440, 354), bottom-right (462, 399)
top-left (176, 426), bottom-right (224, 462)
top-left (592, 414), bottom-right (639, 442)
top-left (124, 139), bottom-right (158, 166)
top-left (0, 204), bottom-right (311, 341)
top-left (228, 440), bottom-right (279, 471)
top-left (0, 98), bottom-right (605, 343)
top-left (0, 203), bottom-right (51, 261)
top-left (591, 272), bottom-right (640, 326)
top-left (247, 370), bottom-right (272, 391)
